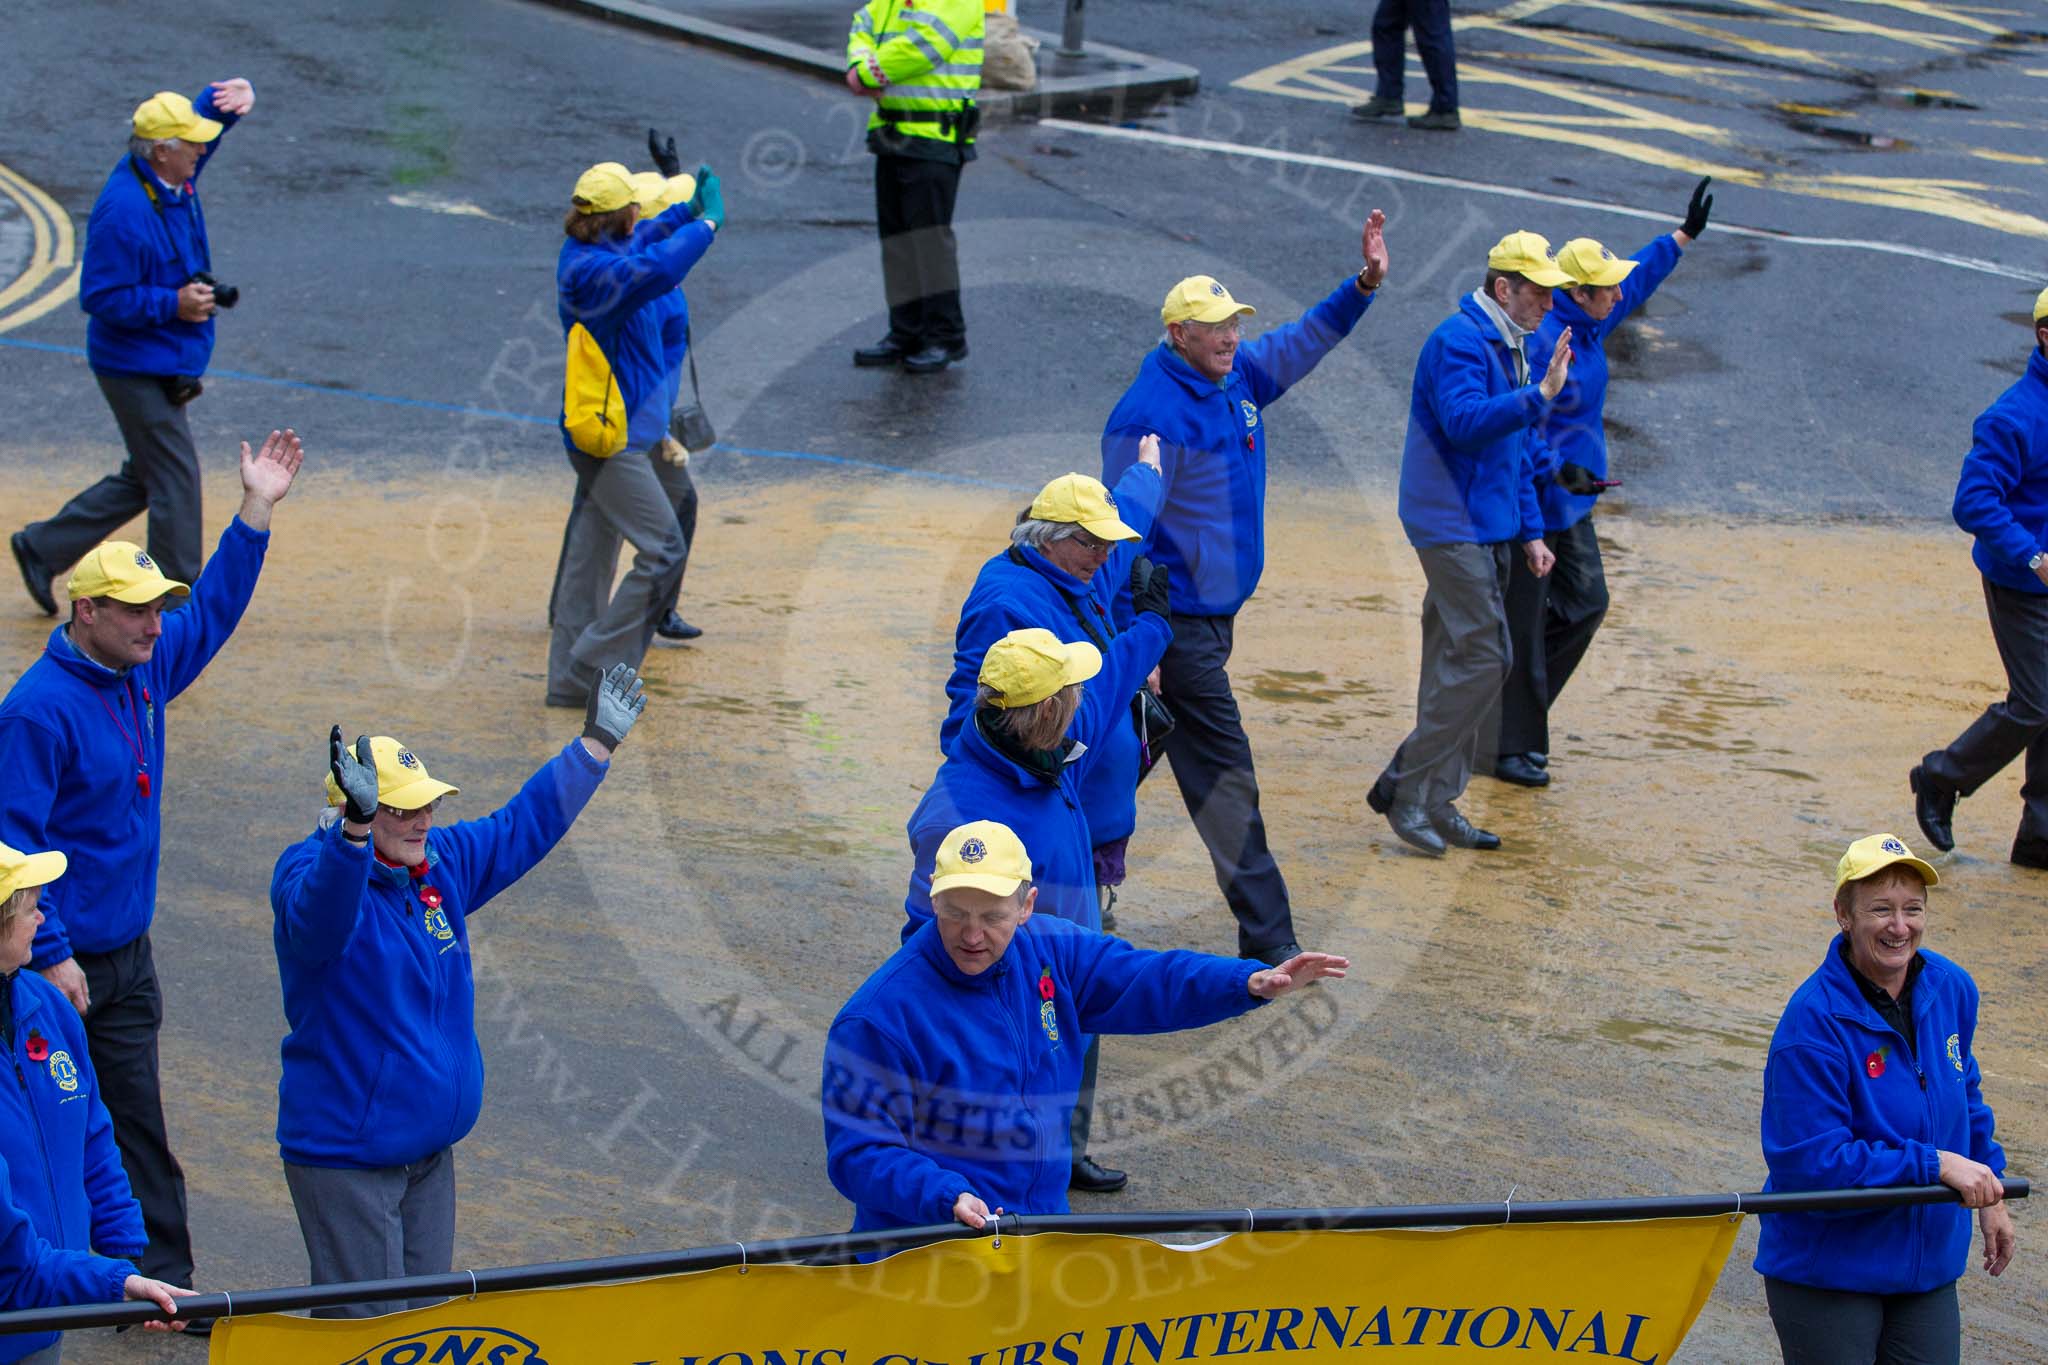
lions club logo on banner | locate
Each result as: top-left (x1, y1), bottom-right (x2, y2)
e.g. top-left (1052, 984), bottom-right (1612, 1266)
top-left (337, 1328), bottom-right (547, 1365)
top-left (48, 1050), bottom-right (79, 1093)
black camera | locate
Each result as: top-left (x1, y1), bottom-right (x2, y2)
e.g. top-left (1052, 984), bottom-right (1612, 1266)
top-left (187, 270), bottom-right (239, 310)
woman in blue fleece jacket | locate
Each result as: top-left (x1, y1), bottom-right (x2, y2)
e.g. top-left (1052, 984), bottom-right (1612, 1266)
top-left (268, 666), bottom-right (645, 1318)
top-left (1756, 834), bottom-right (2013, 1363)
top-left (826, 820), bottom-right (1345, 1242)
top-left (1, 843), bottom-right (192, 1358)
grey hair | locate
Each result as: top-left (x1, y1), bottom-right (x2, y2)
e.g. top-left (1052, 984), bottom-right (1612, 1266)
top-left (128, 134), bottom-right (179, 162)
top-left (1010, 516), bottom-right (1084, 551)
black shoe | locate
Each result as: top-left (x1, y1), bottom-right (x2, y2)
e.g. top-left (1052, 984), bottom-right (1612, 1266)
top-left (2012, 837), bottom-right (2048, 870)
top-left (1407, 109), bottom-right (1461, 131)
top-left (1365, 772), bottom-right (1396, 815)
top-left (1493, 753), bottom-right (1551, 788)
top-left (10, 533), bottom-right (54, 616)
top-left (1430, 803), bottom-right (1501, 851)
top-left (1070, 1156), bottom-right (1128, 1193)
top-left (1387, 803), bottom-right (1447, 856)
top-left (1527, 751), bottom-right (1549, 769)
top-left (902, 345), bottom-right (957, 374)
top-left (1252, 940), bottom-right (1302, 967)
top-left (1910, 765), bottom-right (1955, 853)
top-left (655, 610), bottom-right (703, 641)
top-left (853, 336), bottom-right (911, 367)
top-left (1349, 96), bottom-right (1404, 120)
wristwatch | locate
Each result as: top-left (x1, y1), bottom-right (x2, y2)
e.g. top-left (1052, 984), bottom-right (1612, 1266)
top-left (2031, 552), bottom-right (2045, 573)
top-left (1355, 267), bottom-right (1380, 294)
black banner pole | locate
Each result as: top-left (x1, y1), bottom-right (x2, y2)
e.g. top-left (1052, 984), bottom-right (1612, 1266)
top-left (0, 1179), bottom-right (2025, 1336)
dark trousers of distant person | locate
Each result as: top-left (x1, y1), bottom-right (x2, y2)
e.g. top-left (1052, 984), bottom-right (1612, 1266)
top-left (1763, 1277), bottom-right (1959, 1365)
top-left (1371, 0), bottom-right (1459, 114)
top-left (1920, 577), bottom-right (2048, 858)
top-left (875, 153), bottom-right (965, 353)
top-left (75, 934), bottom-right (195, 1288)
top-left (1374, 542), bottom-right (1514, 812)
top-left (18, 374), bottom-right (203, 584)
top-left (659, 463), bottom-right (699, 619)
top-left (1490, 517), bottom-right (1610, 762)
top-left (1158, 613), bottom-right (1297, 957)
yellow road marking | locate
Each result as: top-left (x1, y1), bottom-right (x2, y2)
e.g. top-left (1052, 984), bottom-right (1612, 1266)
top-left (0, 158), bottom-right (78, 333)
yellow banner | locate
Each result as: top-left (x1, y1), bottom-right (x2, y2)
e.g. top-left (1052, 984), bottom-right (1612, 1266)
top-left (212, 1217), bottom-right (1739, 1365)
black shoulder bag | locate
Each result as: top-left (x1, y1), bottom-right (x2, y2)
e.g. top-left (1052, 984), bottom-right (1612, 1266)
top-left (670, 323), bottom-right (717, 454)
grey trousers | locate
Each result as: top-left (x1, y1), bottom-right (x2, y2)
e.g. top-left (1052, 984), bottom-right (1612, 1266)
top-left (20, 373), bottom-right (204, 584)
top-left (1922, 576), bottom-right (2048, 850)
top-left (545, 445), bottom-right (689, 701)
top-left (1763, 1276), bottom-right (1959, 1365)
top-left (1381, 541), bottom-right (1514, 809)
top-left (284, 1149), bottom-right (455, 1319)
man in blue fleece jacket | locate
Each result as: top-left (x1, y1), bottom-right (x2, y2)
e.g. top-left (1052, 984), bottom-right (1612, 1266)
top-left (1101, 211), bottom-right (1388, 965)
top-left (269, 665), bottom-right (645, 1317)
top-left (1914, 287), bottom-right (2048, 868)
top-left (1, 843), bottom-right (194, 1355)
top-left (0, 429), bottom-right (302, 1299)
top-left (547, 160), bottom-right (722, 705)
top-left (940, 445), bottom-right (1165, 934)
top-left (13, 80), bottom-right (255, 611)
top-left (1367, 232), bottom-right (1573, 857)
top-left (825, 820), bottom-right (1346, 1238)
top-left (1492, 184), bottom-right (1710, 788)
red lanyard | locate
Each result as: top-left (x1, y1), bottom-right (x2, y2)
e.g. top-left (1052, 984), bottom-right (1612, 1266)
top-left (93, 682), bottom-right (152, 798)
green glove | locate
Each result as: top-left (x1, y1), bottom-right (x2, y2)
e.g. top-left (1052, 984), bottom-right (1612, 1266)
top-left (690, 164), bottom-right (725, 229)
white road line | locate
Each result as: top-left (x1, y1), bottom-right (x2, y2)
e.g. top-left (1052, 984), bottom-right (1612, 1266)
top-left (1037, 118), bottom-right (2043, 284)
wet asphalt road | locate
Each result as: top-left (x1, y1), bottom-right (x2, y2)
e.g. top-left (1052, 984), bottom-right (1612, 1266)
top-left (0, 1), bottom-right (2046, 1358)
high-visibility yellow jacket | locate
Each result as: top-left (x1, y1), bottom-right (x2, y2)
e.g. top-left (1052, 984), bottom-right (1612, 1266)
top-left (846, 0), bottom-right (984, 156)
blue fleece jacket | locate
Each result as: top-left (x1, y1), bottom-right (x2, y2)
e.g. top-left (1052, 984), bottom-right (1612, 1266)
top-left (0, 519), bottom-right (269, 967)
top-left (557, 206), bottom-right (714, 453)
top-left (0, 1148), bottom-right (134, 1363)
top-left (1528, 235), bottom-right (1683, 533)
top-left (824, 916), bottom-right (1262, 1233)
top-left (1102, 277), bottom-right (1376, 617)
top-left (80, 86), bottom-right (241, 379)
top-left (1755, 942), bottom-right (2006, 1295)
top-left (1398, 294), bottom-right (1553, 549)
top-left (269, 740), bottom-right (607, 1169)
top-left (940, 464), bottom-right (1166, 845)
top-left (1, 971), bottom-right (145, 1361)
top-left (906, 613), bottom-right (1172, 937)
top-left (1952, 348), bottom-right (2048, 594)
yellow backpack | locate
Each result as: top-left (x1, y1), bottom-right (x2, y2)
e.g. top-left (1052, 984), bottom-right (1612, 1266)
top-left (561, 321), bottom-right (627, 458)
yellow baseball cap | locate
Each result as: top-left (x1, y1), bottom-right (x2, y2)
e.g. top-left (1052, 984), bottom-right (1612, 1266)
top-left (1833, 833), bottom-right (1939, 895)
top-left (131, 91), bottom-right (223, 143)
top-left (2034, 285), bottom-right (2047, 322)
top-left (1555, 238), bottom-right (1638, 289)
top-left (1029, 473), bottom-right (1139, 542)
top-left (978, 628), bottom-right (1102, 709)
top-left (1162, 275), bottom-right (1256, 327)
top-left (65, 542), bottom-right (190, 604)
top-left (1487, 231), bottom-right (1574, 288)
top-left (323, 737), bottom-right (460, 812)
top-left (629, 170), bottom-right (698, 214)
top-left (572, 162), bottom-right (636, 214)
top-left (930, 820), bottom-right (1033, 897)
top-left (0, 841), bottom-right (66, 902)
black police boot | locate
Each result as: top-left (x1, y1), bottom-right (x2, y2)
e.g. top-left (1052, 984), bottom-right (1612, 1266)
top-left (1070, 1156), bottom-right (1128, 1194)
top-left (853, 335), bottom-right (912, 367)
top-left (1910, 765), bottom-right (1956, 852)
top-left (902, 345), bottom-right (957, 374)
top-left (10, 532), bottom-right (54, 616)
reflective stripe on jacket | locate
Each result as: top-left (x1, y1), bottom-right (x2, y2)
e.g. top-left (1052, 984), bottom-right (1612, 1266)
top-left (846, 0), bottom-right (984, 144)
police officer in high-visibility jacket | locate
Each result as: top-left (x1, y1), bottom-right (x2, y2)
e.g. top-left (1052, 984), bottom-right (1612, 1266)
top-left (844, 0), bottom-right (984, 375)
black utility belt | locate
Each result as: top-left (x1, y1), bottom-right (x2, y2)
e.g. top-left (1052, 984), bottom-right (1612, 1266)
top-left (874, 104), bottom-right (981, 138)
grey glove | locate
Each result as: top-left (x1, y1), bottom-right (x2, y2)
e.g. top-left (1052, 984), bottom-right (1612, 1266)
top-left (584, 663), bottom-right (648, 750)
top-left (1129, 556), bottom-right (1172, 621)
top-left (329, 725), bottom-right (379, 825)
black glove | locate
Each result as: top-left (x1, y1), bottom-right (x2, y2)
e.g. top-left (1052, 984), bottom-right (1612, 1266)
top-left (584, 662), bottom-right (648, 750)
top-left (1129, 557), bottom-right (1172, 621)
top-left (647, 127), bottom-right (682, 178)
top-left (329, 725), bottom-right (379, 825)
top-left (1555, 462), bottom-right (1603, 496)
top-left (1680, 176), bottom-right (1713, 239)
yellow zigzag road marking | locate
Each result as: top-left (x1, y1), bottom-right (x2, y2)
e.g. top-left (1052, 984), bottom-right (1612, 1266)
top-left (0, 159), bottom-right (77, 333)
